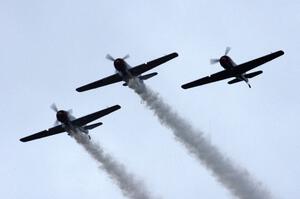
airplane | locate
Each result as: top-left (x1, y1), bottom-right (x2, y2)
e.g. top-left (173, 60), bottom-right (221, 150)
top-left (20, 104), bottom-right (121, 142)
top-left (181, 47), bottom-right (284, 89)
top-left (76, 52), bottom-right (178, 92)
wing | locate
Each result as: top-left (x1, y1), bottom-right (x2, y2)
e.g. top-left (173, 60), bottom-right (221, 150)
top-left (181, 70), bottom-right (234, 89)
top-left (20, 125), bottom-right (65, 142)
top-left (71, 105), bottom-right (121, 127)
top-left (76, 74), bottom-right (123, 92)
top-left (234, 50), bottom-right (284, 74)
top-left (129, 52), bottom-right (178, 76)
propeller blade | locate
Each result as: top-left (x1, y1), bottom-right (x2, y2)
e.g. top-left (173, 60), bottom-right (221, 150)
top-left (210, 58), bottom-right (220, 65)
top-left (53, 120), bottom-right (60, 126)
top-left (225, 47), bottom-right (231, 55)
top-left (50, 103), bottom-right (58, 112)
top-left (106, 54), bottom-right (115, 61)
top-left (123, 54), bottom-right (130, 60)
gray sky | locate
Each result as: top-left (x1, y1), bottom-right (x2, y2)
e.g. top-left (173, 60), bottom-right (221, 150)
top-left (0, 0), bottom-right (299, 198)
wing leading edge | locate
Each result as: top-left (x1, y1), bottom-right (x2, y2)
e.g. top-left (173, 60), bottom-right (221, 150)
top-left (129, 52), bottom-right (178, 76)
top-left (182, 50), bottom-right (284, 89)
top-left (76, 52), bottom-right (178, 92)
top-left (76, 73), bottom-right (122, 92)
top-left (20, 105), bottom-right (121, 142)
top-left (71, 105), bottom-right (121, 126)
top-left (234, 50), bottom-right (284, 73)
top-left (181, 70), bottom-right (234, 89)
top-left (20, 125), bottom-right (65, 142)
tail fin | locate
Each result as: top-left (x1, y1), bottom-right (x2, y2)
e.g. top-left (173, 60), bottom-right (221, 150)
top-left (140, 72), bottom-right (158, 80)
top-left (84, 122), bottom-right (103, 130)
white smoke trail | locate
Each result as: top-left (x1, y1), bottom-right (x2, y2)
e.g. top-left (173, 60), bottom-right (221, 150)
top-left (129, 78), bottom-right (271, 199)
top-left (71, 131), bottom-right (156, 199)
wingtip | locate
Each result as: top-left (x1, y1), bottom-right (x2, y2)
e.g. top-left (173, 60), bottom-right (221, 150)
top-left (110, 104), bottom-right (121, 110)
top-left (115, 104), bottom-right (121, 109)
top-left (275, 50), bottom-right (284, 56)
top-left (181, 85), bottom-right (188, 89)
top-left (76, 88), bottom-right (83, 92)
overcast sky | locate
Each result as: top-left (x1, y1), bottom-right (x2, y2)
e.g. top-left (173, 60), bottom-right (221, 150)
top-left (1, 0), bottom-right (299, 199)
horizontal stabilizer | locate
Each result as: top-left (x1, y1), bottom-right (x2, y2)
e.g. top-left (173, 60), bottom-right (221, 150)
top-left (84, 122), bottom-right (103, 130)
top-left (245, 70), bottom-right (263, 78)
top-left (140, 72), bottom-right (158, 80)
top-left (228, 78), bottom-right (243, 84)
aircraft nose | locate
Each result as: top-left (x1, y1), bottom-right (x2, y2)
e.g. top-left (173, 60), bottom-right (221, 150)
top-left (114, 59), bottom-right (124, 70)
top-left (220, 56), bottom-right (227, 62)
top-left (56, 110), bottom-right (69, 123)
top-left (220, 56), bottom-right (229, 66)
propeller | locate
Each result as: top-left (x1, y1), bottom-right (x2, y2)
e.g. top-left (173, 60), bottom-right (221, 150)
top-left (50, 103), bottom-right (72, 126)
top-left (50, 103), bottom-right (58, 112)
top-left (50, 103), bottom-right (60, 126)
top-left (123, 54), bottom-right (130, 60)
top-left (210, 47), bottom-right (231, 65)
top-left (53, 120), bottom-right (60, 126)
top-left (225, 46), bottom-right (231, 55)
top-left (210, 58), bottom-right (220, 65)
top-left (105, 54), bottom-right (130, 61)
top-left (106, 54), bottom-right (115, 61)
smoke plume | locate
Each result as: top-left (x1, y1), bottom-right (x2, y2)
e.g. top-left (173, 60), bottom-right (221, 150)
top-left (72, 131), bottom-right (157, 199)
top-left (128, 78), bottom-right (271, 199)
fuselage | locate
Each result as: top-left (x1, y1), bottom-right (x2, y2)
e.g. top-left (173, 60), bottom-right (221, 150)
top-left (114, 58), bottom-right (132, 80)
top-left (219, 55), bottom-right (236, 69)
top-left (56, 110), bottom-right (88, 134)
top-left (113, 58), bottom-right (145, 85)
top-left (219, 55), bottom-right (248, 83)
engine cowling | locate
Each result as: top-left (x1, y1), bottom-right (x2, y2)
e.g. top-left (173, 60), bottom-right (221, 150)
top-left (56, 110), bottom-right (69, 124)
